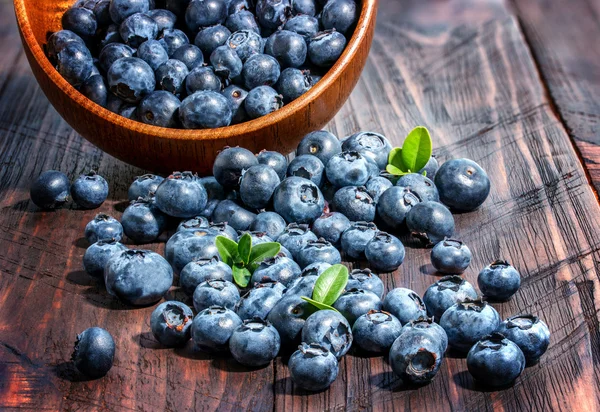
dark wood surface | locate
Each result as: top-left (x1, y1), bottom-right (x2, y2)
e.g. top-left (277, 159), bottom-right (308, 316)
top-left (1, 0), bottom-right (600, 410)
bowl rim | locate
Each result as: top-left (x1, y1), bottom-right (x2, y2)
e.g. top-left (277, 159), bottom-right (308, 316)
top-left (14, 0), bottom-right (378, 141)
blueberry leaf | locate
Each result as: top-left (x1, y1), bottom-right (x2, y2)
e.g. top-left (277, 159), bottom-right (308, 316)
top-left (215, 236), bottom-right (238, 267)
top-left (249, 242), bottom-right (281, 267)
top-left (386, 164), bottom-right (407, 176)
top-left (312, 264), bottom-right (348, 306)
top-left (388, 147), bottom-right (406, 171)
top-left (232, 264), bottom-right (252, 288)
top-left (238, 233), bottom-right (252, 265)
top-left (401, 126), bottom-right (432, 173)
top-left (301, 296), bottom-right (339, 313)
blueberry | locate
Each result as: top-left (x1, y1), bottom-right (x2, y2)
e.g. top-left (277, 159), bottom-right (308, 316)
top-left (289, 343), bottom-right (338, 391)
top-left (108, 57), bottom-right (155, 103)
top-left (285, 272), bottom-right (318, 297)
top-left (81, 74), bottom-right (108, 107)
top-left (405, 201), bottom-right (455, 246)
top-left (255, 0), bottom-right (291, 30)
top-left (243, 54), bottom-right (281, 89)
top-left (273, 177), bottom-right (325, 224)
top-left (422, 275), bottom-right (478, 320)
top-left (287, 154), bottom-right (324, 186)
top-left (308, 30), bottom-right (346, 67)
top-left (119, 103), bottom-right (138, 120)
top-left (97, 24), bottom-right (122, 49)
top-left (496, 314), bottom-right (550, 365)
top-left (365, 176), bottom-right (392, 202)
top-left (342, 131), bottom-right (391, 170)
top-left (229, 318), bottom-right (281, 367)
top-left (250, 211), bottom-right (287, 239)
top-left (136, 91), bottom-right (181, 127)
top-left (83, 239), bottom-right (127, 277)
top-left (145, 9), bottom-right (177, 34)
top-left (265, 30), bottom-right (307, 68)
top-left (434, 158), bottom-right (491, 211)
top-left (168, 46), bottom-right (203, 73)
top-left (276, 68), bottom-right (312, 103)
top-left (382, 288), bottom-right (427, 325)
top-left (237, 230), bottom-right (274, 245)
top-left (400, 316), bottom-right (448, 353)
top-left (365, 231), bottom-right (405, 272)
top-left (346, 268), bottom-right (384, 299)
top-left (226, 29), bottom-right (263, 61)
top-left (180, 91), bottom-right (233, 128)
top-left (333, 186), bottom-right (375, 222)
top-left (212, 199), bottom-right (257, 230)
top-left (267, 295), bottom-right (312, 345)
top-left (30, 170), bottom-right (70, 209)
top-left (185, 66), bottom-right (222, 94)
top-left (201, 175), bottom-right (227, 200)
top-left (177, 216), bottom-right (210, 232)
top-left (154, 172), bottom-right (207, 218)
top-left (321, 0), bottom-right (357, 35)
top-left (71, 171), bottom-right (109, 209)
top-left (296, 238), bottom-right (341, 269)
top-left (180, 257), bottom-right (233, 296)
top-left (71, 327), bottom-right (115, 379)
top-left (388, 327), bottom-right (444, 383)
top-left (85, 213), bottom-right (123, 243)
top-left (185, 0), bottom-right (228, 32)
top-left (256, 150), bottom-right (288, 180)
top-left (155, 59), bottom-right (189, 96)
top-left (195, 24), bottom-right (232, 56)
top-left (62, 6), bottom-right (98, 41)
top-left (430, 239), bottom-right (471, 274)
top-left (277, 223), bottom-right (318, 258)
top-left (119, 13), bottom-right (158, 47)
top-left (284, 15), bottom-right (319, 40)
top-left (326, 151), bottom-right (371, 188)
top-left (340, 221), bottom-right (377, 260)
top-left (225, 9), bottom-right (260, 34)
top-left (440, 298), bottom-right (501, 352)
top-left (310, 213), bottom-right (348, 248)
top-left (93, 0), bottom-right (112, 26)
top-left (419, 156), bottom-right (439, 178)
top-left (477, 260), bottom-right (521, 301)
top-left (236, 280), bottom-right (285, 320)
top-left (213, 146), bottom-right (259, 189)
top-left (210, 45), bottom-right (243, 79)
top-left (467, 332), bottom-right (525, 387)
top-left (301, 309), bottom-right (352, 358)
top-left (165, 229), bottom-right (219, 273)
top-left (333, 289), bottom-right (382, 326)
top-left (193, 279), bottom-right (241, 311)
top-left (47, 30), bottom-right (86, 66)
top-left (396, 173), bottom-right (439, 202)
top-left (244, 86), bottom-right (284, 119)
top-left (296, 130), bottom-right (341, 165)
top-left (228, 0), bottom-right (251, 14)
top-left (99, 43), bottom-right (134, 73)
top-left (121, 196), bottom-right (168, 243)
top-left (159, 28), bottom-right (190, 56)
top-left (150, 301), bottom-right (193, 347)
top-left (105, 249), bottom-right (173, 305)
top-left (352, 310), bottom-right (402, 353)
top-left (192, 306), bottom-right (242, 352)
top-left (290, 0), bottom-right (316, 16)
top-left (56, 41), bottom-right (94, 87)
top-left (251, 255), bottom-right (302, 285)
top-left (109, 0), bottom-right (150, 24)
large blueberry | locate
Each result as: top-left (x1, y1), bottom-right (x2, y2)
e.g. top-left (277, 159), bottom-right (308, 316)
top-left (229, 318), bottom-right (281, 367)
top-left (71, 171), bottom-right (109, 209)
top-left (400, 316), bottom-right (449, 353)
top-left (352, 310), bottom-right (402, 353)
top-left (267, 295), bottom-right (312, 346)
top-left (312, 212), bottom-right (350, 248)
top-left (321, 0), bottom-right (357, 35)
top-left (99, 43), bottom-right (134, 73)
top-left (333, 186), bottom-right (375, 222)
top-left (440, 298), bottom-right (501, 352)
top-left (210, 45), bottom-right (243, 80)
top-left (195, 24), bottom-right (231, 55)
top-left (326, 151), bottom-right (371, 188)
top-left (185, 66), bottom-right (222, 94)
top-left (62, 7), bottom-right (97, 41)
top-left (308, 30), bottom-right (346, 67)
top-left (71, 327), bottom-right (115, 379)
top-left (226, 29), bottom-right (263, 61)
top-left (235, 280), bottom-right (285, 320)
top-left (172, 44), bottom-right (205, 70)
top-left (185, 0), bottom-right (228, 32)
top-left (276, 67), bottom-right (312, 103)
top-left (81, 75), bottom-right (108, 107)
top-left (333, 289), bottom-right (382, 326)
top-left (165, 229), bottom-right (219, 273)
top-left (430, 239), bottom-right (472, 274)
top-left (244, 86), bottom-right (283, 119)
top-left (396, 173), bottom-right (439, 202)
top-left (213, 146), bottom-right (258, 189)
top-left (342, 131), bottom-right (391, 170)
top-left (376, 186), bottom-right (421, 229)
top-left (477, 260), bottom-right (521, 301)
top-left (389, 327), bottom-right (444, 383)
top-left (265, 30), bottom-right (307, 68)
top-left (159, 28), bottom-right (190, 56)
top-left (119, 13), bottom-right (158, 47)
top-left (156, 59), bottom-right (189, 96)
top-left (137, 91), bottom-right (181, 127)
top-left (250, 211), bottom-right (287, 240)
top-left (346, 268), bottom-right (384, 299)
top-left (255, 0), bottom-right (291, 29)
top-left (251, 255), bottom-right (301, 286)
top-left (211, 200), bottom-right (257, 230)
top-left (284, 15), bottom-right (319, 39)
top-left (365, 231), bottom-right (405, 273)
top-left (56, 41), bottom-right (94, 87)
top-left (382, 288), bottom-right (427, 325)
top-left (257, 150), bottom-right (288, 180)
top-left (145, 9), bottom-right (177, 34)
top-left (193, 279), bottom-right (240, 311)
top-left (239, 164), bottom-right (281, 209)
top-left (296, 130), bottom-right (341, 165)
top-left (85, 213), bottom-right (123, 243)
top-left (496, 314), bottom-right (550, 365)
top-left (295, 239), bottom-right (341, 269)
top-left (434, 158), bottom-right (491, 211)
top-left (277, 223), bottom-right (318, 258)
top-left (467, 332), bottom-right (525, 387)
top-left (287, 154), bottom-right (324, 187)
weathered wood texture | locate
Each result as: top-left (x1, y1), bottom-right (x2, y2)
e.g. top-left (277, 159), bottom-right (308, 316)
top-left (1, 0), bottom-right (600, 411)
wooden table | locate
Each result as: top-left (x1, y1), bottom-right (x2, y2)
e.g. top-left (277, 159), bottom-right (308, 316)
top-left (1, 0), bottom-right (599, 410)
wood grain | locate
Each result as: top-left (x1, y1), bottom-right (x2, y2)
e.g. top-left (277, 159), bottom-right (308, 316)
top-left (1, 0), bottom-right (600, 410)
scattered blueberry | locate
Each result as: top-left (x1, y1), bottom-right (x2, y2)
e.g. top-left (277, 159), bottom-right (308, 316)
top-left (333, 288), bottom-right (382, 326)
top-left (434, 158), bottom-right (491, 211)
top-left (229, 318), bottom-right (281, 367)
top-left (267, 295), bottom-right (312, 345)
top-left (179, 257), bottom-right (233, 296)
top-left (150, 301), bottom-right (193, 347)
top-left (389, 326), bottom-right (444, 383)
top-left (405, 201), bottom-right (455, 246)
top-left (395, 173), bottom-right (439, 202)
top-left (430, 239), bottom-right (471, 274)
top-left (239, 164), bottom-right (281, 209)
top-left (423, 275), bottom-right (478, 320)
top-left (71, 171), bottom-right (109, 209)
top-left (296, 130), bottom-right (341, 165)
top-left (251, 255), bottom-right (302, 285)
top-left (235, 280), bottom-right (285, 320)
top-left (289, 342), bottom-right (339, 391)
top-left (30, 170), bottom-right (70, 210)
top-left (326, 151), bottom-right (371, 188)
top-left (340, 221), bottom-right (378, 260)
top-left (333, 186), bottom-right (376, 222)
top-left (342, 131), bottom-right (391, 170)
top-left (121, 196), bottom-right (167, 243)
top-left (72, 327), bottom-right (115, 379)
top-left (312, 212), bottom-right (350, 248)
top-left (352, 310), bottom-right (402, 353)
top-left (301, 309), bottom-right (352, 359)
top-left (400, 316), bottom-right (449, 353)
top-left (193, 279), bottom-right (241, 312)
top-left (212, 199), bottom-right (257, 230)
top-left (250, 211), bottom-right (287, 240)
top-left (192, 306), bottom-right (242, 352)
top-left (83, 239), bottom-right (128, 277)
top-left (346, 268), bottom-right (384, 299)
top-left (273, 177), bottom-right (325, 224)
top-left (477, 260), bottom-right (521, 301)
top-left (376, 186), bottom-right (421, 229)
top-left (496, 314), bottom-right (550, 365)
top-left (154, 171), bottom-right (207, 218)
top-left (364, 231), bottom-right (405, 272)
top-left (467, 332), bottom-right (525, 387)
top-left (382, 288), bottom-right (427, 325)
top-left (295, 238), bottom-right (341, 269)
top-left (287, 154), bottom-right (324, 187)
top-left (85, 213), bottom-right (123, 243)
top-left (365, 176), bottom-right (392, 202)
top-left (213, 146), bottom-right (258, 189)
top-left (256, 150), bottom-right (288, 180)
top-left (164, 228), bottom-right (219, 273)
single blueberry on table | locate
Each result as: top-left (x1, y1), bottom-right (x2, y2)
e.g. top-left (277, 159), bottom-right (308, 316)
top-left (225, 9), bottom-right (260, 34)
top-left (346, 268), bottom-right (384, 299)
top-left (430, 239), bottom-right (472, 274)
top-left (137, 91), bottom-right (181, 128)
top-left (235, 280), bottom-right (286, 320)
top-left (396, 173), bottom-right (439, 203)
top-left (119, 13), bottom-right (159, 48)
top-left (301, 310), bottom-right (353, 359)
top-left (46, 30), bottom-right (85, 66)
top-left (109, 0), bottom-right (150, 24)
top-left (244, 86), bottom-right (284, 119)
top-left (211, 200), bottom-right (257, 230)
top-left (276, 67), bottom-right (313, 103)
top-left (400, 316), bottom-right (449, 353)
top-left (289, 343), bottom-right (339, 391)
top-left (382, 288), bottom-right (427, 325)
top-left (180, 91), bottom-right (233, 129)
top-left (251, 255), bottom-right (302, 286)
top-left (295, 238), bottom-right (341, 269)
top-left (165, 229), bottom-right (219, 273)
top-left (121, 196), bottom-right (168, 243)
top-left (185, 66), bottom-right (222, 94)
top-left (99, 43), bottom-right (134, 73)
top-left (340, 221), bottom-right (378, 260)
top-left (284, 15), bottom-right (319, 39)
top-left (333, 288), bottom-right (382, 326)
top-left (321, 0), bottom-right (357, 35)
top-left (423, 275), bottom-right (478, 320)
top-left (185, 0), bottom-right (228, 32)
top-left (145, 9), bottom-right (177, 34)
top-left (150, 301), bottom-right (194, 347)
top-left (213, 146), bottom-right (259, 189)
top-left (255, 0), bottom-right (292, 30)
top-left (85, 213), bottom-right (123, 243)
top-left (30, 170), bottom-right (70, 210)
top-left (365, 231), bottom-right (405, 273)
top-left (172, 44), bottom-right (205, 70)
top-left (434, 158), bottom-right (491, 211)
top-left (365, 176), bottom-right (393, 202)
top-left (154, 171), bottom-right (207, 218)
top-left (389, 327), bottom-right (444, 384)
top-left (159, 28), bottom-right (190, 56)
top-left (296, 130), bottom-right (341, 165)
top-left (256, 150), bottom-right (288, 181)
top-left (352, 310), bottom-right (403, 353)
top-left (496, 314), bottom-right (550, 365)
top-left (193, 279), bottom-right (241, 312)
top-left (56, 41), bottom-right (94, 88)
top-left (250, 212), bottom-right (287, 240)
top-left (107, 57), bottom-right (155, 103)
top-left (277, 223), bottom-right (318, 258)
top-left (62, 6), bottom-right (98, 41)
top-left (239, 164), bottom-right (281, 209)
top-left (229, 318), bottom-right (281, 367)
top-left (333, 186), bottom-right (376, 222)
top-left (195, 24), bottom-right (232, 56)
top-left (273, 176), bottom-right (325, 224)
top-left (267, 295), bottom-right (312, 346)
top-left (71, 171), bottom-right (109, 209)
top-left (72, 327), bottom-right (115, 379)
top-left (326, 151), bottom-right (372, 188)
top-left (308, 30), bottom-right (347, 67)
top-left (81, 74), bottom-right (108, 107)
top-left (192, 306), bottom-right (242, 352)
top-left (83, 239), bottom-right (127, 278)
top-left (406, 200), bottom-right (455, 246)
top-left (342, 131), bottom-right (392, 170)
top-left (477, 260), bottom-right (521, 301)
top-left (242, 53), bottom-right (281, 89)
top-left (265, 30), bottom-right (307, 68)
top-left (467, 332), bottom-right (526, 387)
top-left (179, 257), bottom-right (233, 296)
top-left (287, 154), bottom-right (324, 187)
top-left (439, 297), bottom-right (501, 353)
top-left (226, 29), bottom-right (263, 62)
top-left (105, 249), bottom-right (173, 306)
top-left (211, 45), bottom-right (244, 80)
top-left (155, 59), bottom-right (189, 96)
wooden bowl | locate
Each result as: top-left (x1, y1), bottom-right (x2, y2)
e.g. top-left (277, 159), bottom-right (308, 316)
top-left (13, 0), bottom-right (378, 174)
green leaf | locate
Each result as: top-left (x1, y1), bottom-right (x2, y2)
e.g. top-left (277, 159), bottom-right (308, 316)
top-left (232, 265), bottom-right (252, 288)
top-left (388, 147), bottom-right (406, 171)
top-left (238, 233), bottom-right (252, 265)
top-left (301, 296), bottom-right (339, 313)
top-left (401, 126), bottom-right (432, 173)
top-left (249, 242), bottom-right (281, 266)
top-left (215, 236), bottom-right (238, 266)
top-left (386, 164), bottom-right (407, 176)
top-left (422, 170), bottom-right (427, 177)
top-left (312, 264), bottom-right (349, 306)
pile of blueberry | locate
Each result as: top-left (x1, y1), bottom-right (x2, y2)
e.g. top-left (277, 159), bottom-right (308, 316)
top-left (46, 0), bottom-right (357, 128)
top-left (31, 129), bottom-right (550, 390)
